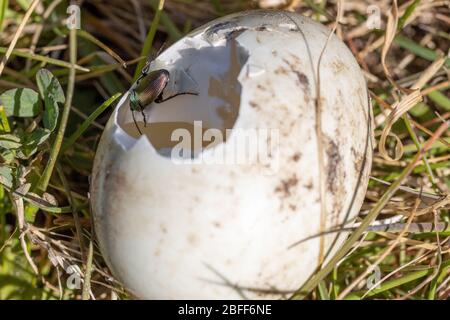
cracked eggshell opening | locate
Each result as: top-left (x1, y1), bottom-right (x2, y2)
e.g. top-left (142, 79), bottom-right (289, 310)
top-left (90, 10), bottom-right (373, 299)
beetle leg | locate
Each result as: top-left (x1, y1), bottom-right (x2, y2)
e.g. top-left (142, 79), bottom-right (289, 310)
top-left (155, 91), bottom-right (199, 103)
top-left (141, 109), bottom-right (147, 127)
top-left (131, 110), bottom-right (143, 135)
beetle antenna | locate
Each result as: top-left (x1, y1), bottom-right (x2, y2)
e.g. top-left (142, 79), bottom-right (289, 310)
top-left (141, 60), bottom-right (151, 76)
top-left (132, 110), bottom-right (143, 135)
top-left (142, 43), bottom-right (166, 76)
top-left (156, 91), bottom-right (199, 103)
top-left (154, 42), bottom-right (166, 59)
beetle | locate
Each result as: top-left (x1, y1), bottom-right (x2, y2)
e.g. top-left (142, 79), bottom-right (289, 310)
top-left (130, 61), bottom-right (198, 135)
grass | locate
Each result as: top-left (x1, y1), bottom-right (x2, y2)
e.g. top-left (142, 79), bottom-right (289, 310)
top-left (133, 0), bottom-right (166, 80)
top-left (60, 92), bottom-right (121, 154)
top-left (0, 0), bottom-right (448, 300)
top-left (37, 27), bottom-right (77, 192)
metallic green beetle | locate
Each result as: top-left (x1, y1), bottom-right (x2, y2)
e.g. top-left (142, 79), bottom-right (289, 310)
top-left (129, 62), bottom-right (198, 134)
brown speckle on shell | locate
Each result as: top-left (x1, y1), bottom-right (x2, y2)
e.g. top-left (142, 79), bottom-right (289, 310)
top-left (292, 152), bottom-right (301, 162)
top-left (326, 139), bottom-right (341, 194)
top-left (275, 174), bottom-right (299, 198)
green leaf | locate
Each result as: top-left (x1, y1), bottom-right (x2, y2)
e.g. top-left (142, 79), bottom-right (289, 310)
top-left (17, 127), bottom-right (51, 159)
top-left (0, 133), bottom-right (21, 149)
top-left (16, 146), bottom-right (37, 160)
top-left (43, 94), bottom-right (59, 131)
top-left (0, 88), bottom-right (42, 117)
top-left (36, 69), bottom-right (64, 131)
top-left (36, 69), bottom-right (65, 103)
top-left (0, 149), bottom-right (15, 163)
top-left (0, 165), bottom-right (13, 188)
top-left (23, 127), bottom-right (51, 146)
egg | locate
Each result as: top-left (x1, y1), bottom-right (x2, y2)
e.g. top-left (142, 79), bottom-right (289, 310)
top-left (90, 10), bottom-right (373, 299)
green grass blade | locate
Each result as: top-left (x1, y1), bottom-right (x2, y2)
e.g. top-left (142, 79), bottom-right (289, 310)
top-left (402, 115), bottom-right (436, 185)
top-left (398, 0), bottom-right (421, 29)
top-left (0, 105), bottom-right (11, 132)
top-left (0, 0), bottom-right (7, 33)
top-left (394, 35), bottom-right (450, 68)
top-left (37, 28), bottom-right (78, 193)
top-left (209, 0), bottom-right (224, 15)
top-left (134, 0), bottom-right (166, 80)
top-left (0, 47), bottom-right (89, 72)
top-left (318, 280), bottom-right (330, 300)
top-left (346, 259), bottom-right (450, 299)
top-left (428, 263), bottom-right (450, 300)
top-left (428, 90), bottom-right (450, 111)
top-left (150, 0), bottom-right (182, 41)
top-left (61, 93), bottom-right (122, 154)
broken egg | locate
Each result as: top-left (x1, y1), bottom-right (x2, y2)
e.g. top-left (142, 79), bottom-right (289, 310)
top-left (90, 10), bottom-right (373, 299)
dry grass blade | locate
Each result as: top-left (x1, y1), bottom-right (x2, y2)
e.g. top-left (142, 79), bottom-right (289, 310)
top-left (0, 47), bottom-right (89, 71)
top-left (422, 80), bottom-right (450, 95)
top-left (77, 29), bottom-right (127, 68)
top-left (378, 90), bottom-right (422, 161)
top-left (411, 56), bottom-right (446, 90)
top-left (26, 0), bottom-right (64, 71)
top-left (0, 0), bottom-right (41, 75)
top-left (82, 240), bottom-right (94, 300)
top-left (337, 197), bottom-right (420, 299)
top-left (416, 195), bottom-right (450, 217)
top-left (315, 0), bottom-right (343, 266)
top-left (398, 212), bottom-right (444, 300)
top-left (12, 196), bottom-right (39, 275)
top-left (381, 0), bottom-right (400, 91)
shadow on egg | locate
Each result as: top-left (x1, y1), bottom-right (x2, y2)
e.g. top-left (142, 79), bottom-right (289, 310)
top-left (117, 39), bottom-right (250, 159)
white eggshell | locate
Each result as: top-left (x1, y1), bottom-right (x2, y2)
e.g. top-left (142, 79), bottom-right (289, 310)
top-left (90, 10), bottom-right (373, 299)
